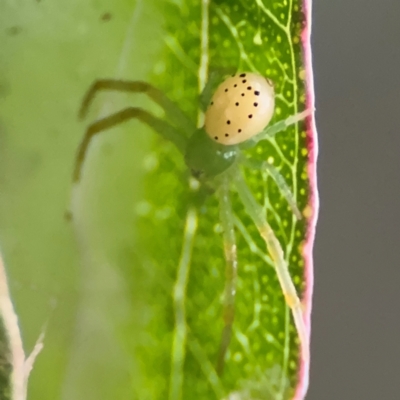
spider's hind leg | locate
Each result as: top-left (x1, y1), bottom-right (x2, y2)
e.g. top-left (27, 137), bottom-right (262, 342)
top-left (199, 67), bottom-right (237, 112)
top-left (254, 108), bottom-right (313, 143)
top-left (216, 178), bottom-right (238, 375)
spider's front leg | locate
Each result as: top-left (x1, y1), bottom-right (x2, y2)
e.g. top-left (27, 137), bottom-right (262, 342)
top-left (240, 156), bottom-right (302, 220)
top-left (216, 178), bottom-right (238, 375)
top-left (79, 79), bottom-right (195, 135)
top-left (73, 107), bottom-right (188, 182)
top-left (234, 169), bottom-right (309, 364)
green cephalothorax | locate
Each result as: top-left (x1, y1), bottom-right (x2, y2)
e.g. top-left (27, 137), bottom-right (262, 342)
top-left (184, 128), bottom-right (237, 180)
top-left (73, 72), bottom-right (311, 377)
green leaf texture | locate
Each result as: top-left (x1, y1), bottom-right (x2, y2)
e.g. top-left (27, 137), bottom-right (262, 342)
top-left (0, 0), bottom-right (317, 399)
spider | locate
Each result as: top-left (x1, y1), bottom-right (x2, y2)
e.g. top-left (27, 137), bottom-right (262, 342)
top-left (72, 71), bottom-right (311, 375)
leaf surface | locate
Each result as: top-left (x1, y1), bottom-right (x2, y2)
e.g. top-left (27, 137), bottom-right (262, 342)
top-left (0, 0), bottom-right (317, 399)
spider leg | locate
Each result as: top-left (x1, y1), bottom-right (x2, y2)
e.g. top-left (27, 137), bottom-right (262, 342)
top-left (240, 157), bottom-right (302, 220)
top-left (254, 108), bottom-right (313, 143)
top-left (233, 169), bottom-right (309, 364)
top-left (199, 67), bottom-right (237, 111)
top-left (73, 107), bottom-right (187, 182)
top-left (79, 79), bottom-right (195, 134)
top-left (216, 178), bottom-right (238, 375)
top-left (170, 208), bottom-right (198, 400)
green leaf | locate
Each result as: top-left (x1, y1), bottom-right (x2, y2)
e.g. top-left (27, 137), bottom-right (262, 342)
top-left (0, 0), bottom-right (317, 399)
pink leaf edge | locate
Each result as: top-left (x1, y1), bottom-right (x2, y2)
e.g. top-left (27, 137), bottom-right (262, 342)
top-left (294, 0), bottom-right (319, 399)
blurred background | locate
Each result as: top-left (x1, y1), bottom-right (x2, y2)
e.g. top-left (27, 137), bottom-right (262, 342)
top-left (1, 0), bottom-right (400, 399)
top-left (310, 0), bottom-right (400, 399)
